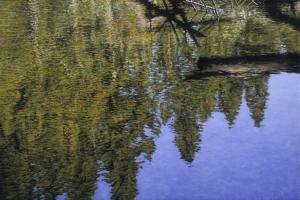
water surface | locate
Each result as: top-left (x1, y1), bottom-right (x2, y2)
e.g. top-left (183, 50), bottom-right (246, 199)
top-left (0, 1), bottom-right (299, 200)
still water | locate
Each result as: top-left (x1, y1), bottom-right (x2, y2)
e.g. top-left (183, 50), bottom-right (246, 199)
top-left (0, 1), bottom-right (300, 200)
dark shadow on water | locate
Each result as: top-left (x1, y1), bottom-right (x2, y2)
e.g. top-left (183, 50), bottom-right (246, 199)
top-left (263, 0), bottom-right (300, 31)
top-left (185, 53), bottom-right (300, 80)
top-left (198, 53), bottom-right (300, 66)
top-left (137, 0), bottom-right (205, 45)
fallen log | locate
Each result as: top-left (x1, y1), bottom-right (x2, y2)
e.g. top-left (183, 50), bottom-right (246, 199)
top-left (185, 53), bottom-right (300, 79)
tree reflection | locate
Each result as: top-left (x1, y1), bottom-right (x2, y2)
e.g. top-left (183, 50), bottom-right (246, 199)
top-left (0, 0), bottom-right (299, 200)
top-left (245, 76), bottom-right (269, 127)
